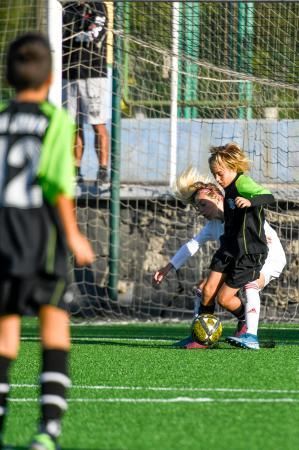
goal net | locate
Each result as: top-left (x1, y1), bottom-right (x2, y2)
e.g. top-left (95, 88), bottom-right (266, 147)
top-left (0, 1), bottom-right (298, 322)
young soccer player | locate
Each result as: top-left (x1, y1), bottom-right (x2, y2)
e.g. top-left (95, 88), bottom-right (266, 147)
top-left (0, 33), bottom-right (95, 450)
top-left (153, 166), bottom-right (286, 349)
top-left (198, 143), bottom-right (275, 346)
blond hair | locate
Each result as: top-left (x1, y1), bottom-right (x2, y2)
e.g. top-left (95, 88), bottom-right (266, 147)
top-left (174, 166), bottom-right (222, 204)
top-left (209, 142), bottom-right (250, 173)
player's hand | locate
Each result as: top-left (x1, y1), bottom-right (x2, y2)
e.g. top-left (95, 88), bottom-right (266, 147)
top-left (153, 270), bottom-right (165, 285)
top-left (235, 196), bottom-right (251, 208)
top-left (68, 233), bottom-right (95, 267)
top-left (153, 263), bottom-right (173, 285)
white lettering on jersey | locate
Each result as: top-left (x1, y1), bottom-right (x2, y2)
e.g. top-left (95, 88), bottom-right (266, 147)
top-left (0, 137), bottom-right (42, 208)
top-left (9, 114), bottom-right (48, 136)
top-left (0, 114), bottom-right (10, 133)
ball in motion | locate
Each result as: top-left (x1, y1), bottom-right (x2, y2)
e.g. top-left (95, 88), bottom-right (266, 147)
top-left (191, 314), bottom-right (222, 346)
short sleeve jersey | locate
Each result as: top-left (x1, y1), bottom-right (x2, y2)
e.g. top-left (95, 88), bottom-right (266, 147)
top-left (0, 100), bottom-right (75, 278)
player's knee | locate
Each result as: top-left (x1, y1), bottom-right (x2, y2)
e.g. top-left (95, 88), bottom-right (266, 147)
top-left (244, 280), bottom-right (260, 291)
top-left (0, 343), bottom-right (19, 360)
top-left (217, 291), bottom-right (231, 309)
top-left (202, 284), bottom-right (215, 305)
top-left (217, 292), bottom-right (226, 308)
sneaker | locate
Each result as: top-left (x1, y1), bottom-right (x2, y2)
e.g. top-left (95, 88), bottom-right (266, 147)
top-left (97, 166), bottom-right (108, 184)
top-left (234, 320), bottom-right (247, 337)
top-left (29, 433), bottom-right (59, 450)
top-left (226, 333), bottom-right (260, 350)
top-left (185, 340), bottom-right (208, 349)
top-left (172, 335), bottom-right (193, 348)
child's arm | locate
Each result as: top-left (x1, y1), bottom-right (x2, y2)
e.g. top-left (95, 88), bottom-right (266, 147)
top-left (153, 221), bottom-right (222, 285)
top-left (153, 263), bottom-right (174, 285)
top-left (236, 175), bottom-right (275, 207)
top-left (56, 195), bottom-right (95, 266)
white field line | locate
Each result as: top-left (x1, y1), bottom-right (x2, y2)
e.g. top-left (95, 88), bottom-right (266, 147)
top-left (10, 384), bottom-right (299, 394)
top-left (8, 397), bottom-right (299, 404)
top-left (20, 336), bottom-right (172, 343)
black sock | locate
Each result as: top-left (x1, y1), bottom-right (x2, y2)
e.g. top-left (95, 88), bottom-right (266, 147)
top-left (198, 303), bottom-right (215, 315)
top-left (40, 349), bottom-right (70, 439)
top-left (0, 355), bottom-right (12, 435)
top-left (231, 304), bottom-right (246, 322)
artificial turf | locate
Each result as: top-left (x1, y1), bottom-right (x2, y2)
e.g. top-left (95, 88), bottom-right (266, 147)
top-left (5, 320), bottom-right (299, 450)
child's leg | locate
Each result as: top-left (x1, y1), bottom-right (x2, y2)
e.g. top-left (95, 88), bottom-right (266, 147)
top-left (221, 253), bottom-right (266, 332)
top-left (244, 273), bottom-right (265, 336)
top-left (201, 271), bottom-right (226, 313)
top-left (0, 315), bottom-right (21, 440)
top-left (193, 278), bottom-right (207, 316)
top-left (217, 283), bottom-right (246, 323)
top-left (38, 305), bottom-right (70, 441)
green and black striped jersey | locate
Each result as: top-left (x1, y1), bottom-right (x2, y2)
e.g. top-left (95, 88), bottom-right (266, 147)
top-left (0, 100), bottom-right (75, 277)
top-left (221, 173), bottom-right (275, 257)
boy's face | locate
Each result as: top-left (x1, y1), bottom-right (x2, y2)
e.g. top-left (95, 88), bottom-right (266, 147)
top-left (210, 163), bottom-right (236, 189)
top-left (193, 190), bottom-right (223, 220)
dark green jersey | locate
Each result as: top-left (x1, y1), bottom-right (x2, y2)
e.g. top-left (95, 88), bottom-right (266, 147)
top-left (221, 173), bottom-right (275, 257)
top-left (0, 100), bottom-right (75, 277)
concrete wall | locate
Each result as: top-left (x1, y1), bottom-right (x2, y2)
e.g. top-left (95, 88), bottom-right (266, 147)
top-left (81, 119), bottom-right (299, 184)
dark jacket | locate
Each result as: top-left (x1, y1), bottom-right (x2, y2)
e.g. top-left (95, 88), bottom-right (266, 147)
top-left (220, 173), bottom-right (275, 257)
top-left (62, 1), bottom-right (108, 79)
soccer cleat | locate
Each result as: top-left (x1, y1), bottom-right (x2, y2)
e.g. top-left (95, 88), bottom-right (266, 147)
top-left (184, 340), bottom-right (208, 349)
top-left (29, 433), bottom-right (59, 450)
top-left (226, 333), bottom-right (260, 350)
top-left (172, 335), bottom-right (194, 348)
top-left (234, 321), bottom-right (247, 337)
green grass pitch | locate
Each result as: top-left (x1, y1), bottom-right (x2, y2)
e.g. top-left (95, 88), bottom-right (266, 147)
top-left (5, 319), bottom-right (299, 450)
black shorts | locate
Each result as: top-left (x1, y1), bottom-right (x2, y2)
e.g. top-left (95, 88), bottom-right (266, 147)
top-left (0, 275), bottom-right (71, 316)
top-left (210, 250), bottom-right (266, 289)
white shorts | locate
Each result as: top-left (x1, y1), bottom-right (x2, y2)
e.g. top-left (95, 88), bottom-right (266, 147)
top-left (62, 78), bottom-right (109, 125)
top-left (261, 224), bottom-right (286, 287)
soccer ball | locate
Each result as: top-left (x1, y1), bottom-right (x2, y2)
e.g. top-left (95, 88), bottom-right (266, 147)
top-left (191, 314), bottom-right (222, 346)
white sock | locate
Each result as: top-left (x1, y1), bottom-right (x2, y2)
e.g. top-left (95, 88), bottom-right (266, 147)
top-left (244, 281), bottom-right (260, 336)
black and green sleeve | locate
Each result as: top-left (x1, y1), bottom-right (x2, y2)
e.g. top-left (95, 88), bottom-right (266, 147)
top-left (236, 174), bottom-right (275, 207)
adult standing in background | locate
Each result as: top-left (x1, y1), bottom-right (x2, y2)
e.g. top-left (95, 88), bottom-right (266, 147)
top-left (62, 0), bottom-right (109, 184)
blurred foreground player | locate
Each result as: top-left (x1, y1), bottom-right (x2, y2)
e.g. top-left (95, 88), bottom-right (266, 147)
top-left (0, 33), bottom-right (95, 450)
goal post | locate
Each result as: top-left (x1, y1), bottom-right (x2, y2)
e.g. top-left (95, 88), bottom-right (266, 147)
top-left (47, 0), bottom-right (62, 106)
top-left (74, 0), bottom-right (298, 323)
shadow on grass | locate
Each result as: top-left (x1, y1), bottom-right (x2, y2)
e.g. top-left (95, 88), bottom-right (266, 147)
top-left (7, 447), bottom-right (105, 450)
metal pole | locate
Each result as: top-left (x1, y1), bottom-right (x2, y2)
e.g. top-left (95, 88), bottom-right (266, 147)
top-left (108, 1), bottom-right (123, 301)
top-left (184, 2), bottom-right (199, 119)
top-left (122, 1), bottom-right (130, 114)
top-left (177, 1), bottom-right (182, 119)
top-left (169, 2), bottom-right (179, 188)
top-left (237, 1), bottom-right (246, 119)
top-left (238, 1), bottom-right (254, 119)
top-left (47, 0), bottom-right (62, 107)
top-left (246, 2), bottom-right (254, 119)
